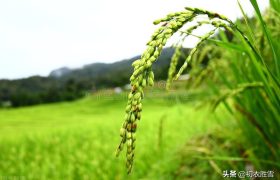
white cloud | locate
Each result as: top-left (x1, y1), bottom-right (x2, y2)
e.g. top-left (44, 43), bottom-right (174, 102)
top-left (0, 0), bottom-right (269, 79)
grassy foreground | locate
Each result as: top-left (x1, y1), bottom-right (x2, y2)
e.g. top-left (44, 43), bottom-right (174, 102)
top-left (0, 91), bottom-right (229, 179)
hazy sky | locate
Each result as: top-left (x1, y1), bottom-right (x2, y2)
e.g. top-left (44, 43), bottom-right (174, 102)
top-left (0, 0), bottom-right (269, 79)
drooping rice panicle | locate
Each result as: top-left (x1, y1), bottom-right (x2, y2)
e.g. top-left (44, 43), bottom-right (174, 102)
top-left (116, 7), bottom-right (268, 174)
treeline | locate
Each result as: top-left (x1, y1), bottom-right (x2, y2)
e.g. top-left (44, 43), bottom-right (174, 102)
top-left (0, 48), bottom-right (189, 107)
top-left (0, 77), bottom-right (88, 107)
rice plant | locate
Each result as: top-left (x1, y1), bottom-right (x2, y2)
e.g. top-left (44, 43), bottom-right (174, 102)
top-left (117, 0), bottom-right (280, 174)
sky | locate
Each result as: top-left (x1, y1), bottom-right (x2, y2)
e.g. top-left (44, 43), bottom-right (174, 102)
top-left (0, 0), bottom-right (269, 79)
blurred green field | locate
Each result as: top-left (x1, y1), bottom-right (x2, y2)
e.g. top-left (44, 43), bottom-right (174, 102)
top-left (0, 90), bottom-right (228, 179)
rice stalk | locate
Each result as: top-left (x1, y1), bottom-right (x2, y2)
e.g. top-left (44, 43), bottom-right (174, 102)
top-left (117, 5), bottom-right (280, 173)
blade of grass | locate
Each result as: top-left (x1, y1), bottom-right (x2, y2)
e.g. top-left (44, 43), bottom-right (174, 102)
top-left (250, 0), bottom-right (280, 76)
top-left (237, 0), bottom-right (259, 51)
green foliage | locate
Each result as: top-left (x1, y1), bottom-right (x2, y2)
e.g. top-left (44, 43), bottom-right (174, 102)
top-left (185, 2), bottom-right (280, 172)
top-left (118, 1), bottom-right (280, 174)
top-left (183, 1), bottom-right (280, 175)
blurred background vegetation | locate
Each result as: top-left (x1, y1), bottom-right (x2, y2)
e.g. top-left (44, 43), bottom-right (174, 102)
top-left (0, 0), bottom-right (279, 179)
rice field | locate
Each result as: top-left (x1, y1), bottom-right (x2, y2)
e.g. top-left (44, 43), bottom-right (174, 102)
top-left (0, 91), bottom-right (228, 179)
